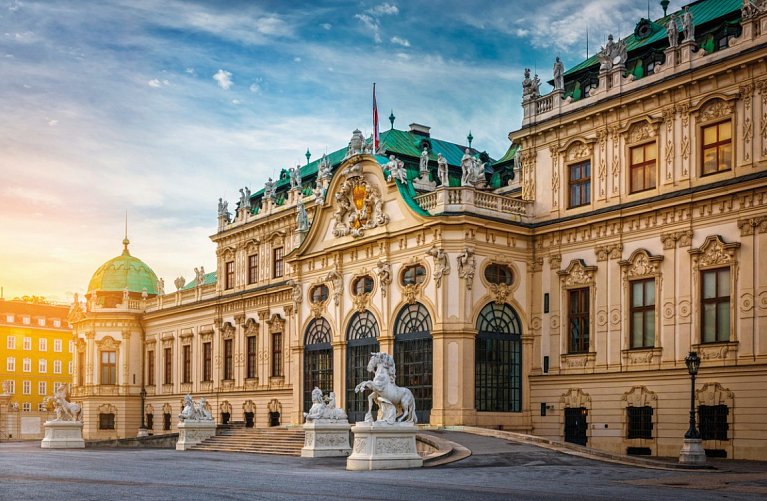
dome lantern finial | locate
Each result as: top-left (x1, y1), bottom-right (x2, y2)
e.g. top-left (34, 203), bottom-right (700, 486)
top-left (123, 211), bottom-right (130, 255)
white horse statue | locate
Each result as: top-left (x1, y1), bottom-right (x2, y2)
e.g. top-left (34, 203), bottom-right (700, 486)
top-left (354, 352), bottom-right (417, 425)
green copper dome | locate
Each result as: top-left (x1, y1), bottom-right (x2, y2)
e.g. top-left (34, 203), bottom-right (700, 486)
top-left (87, 238), bottom-right (158, 295)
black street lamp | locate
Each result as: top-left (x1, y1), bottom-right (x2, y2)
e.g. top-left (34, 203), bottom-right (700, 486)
top-left (139, 387), bottom-right (147, 431)
top-left (684, 351), bottom-right (701, 439)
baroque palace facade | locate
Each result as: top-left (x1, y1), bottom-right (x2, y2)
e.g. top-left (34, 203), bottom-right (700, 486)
top-left (71, 0), bottom-right (767, 460)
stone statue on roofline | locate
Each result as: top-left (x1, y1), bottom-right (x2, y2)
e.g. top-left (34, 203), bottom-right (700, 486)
top-left (553, 56), bottom-right (565, 91)
top-left (742, 0), bottom-right (763, 19)
top-left (217, 197), bottom-right (231, 223)
top-left (385, 154), bottom-right (407, 183)
top-left (290, 165), bottom-right (302, 190)
top-left (174, 276), bottom-right (185, 290)
top-left (437, 153), bottom-right (449, 186)
top-left (419, 147), bottom-right (429, 175)
top-left (318, 153), bottom-right (331, 180)
top-left (682, 6), bottom-right (694, 42)
top-left (264, 177), bottom-right (276, 202)
top-left (347, 129), bottom-right (366, 157)
top-left (666, 13), bottom-right (679, 47)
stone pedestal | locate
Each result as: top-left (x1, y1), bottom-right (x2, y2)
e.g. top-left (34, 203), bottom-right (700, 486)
top-left (176, 420), bottom-right (216, 451)
top-left (136, 427), bottom-right (149, 438)
top-left (41, 420), bottom-right (85, 449)
top-left (301, 420), bottom-right (352, 457)
top-left (346, 422), bottom-right (423, 470)
top-left (412, 173), bottom-right (436, 192)
top-left (679, 438), bottom-right (707, 465)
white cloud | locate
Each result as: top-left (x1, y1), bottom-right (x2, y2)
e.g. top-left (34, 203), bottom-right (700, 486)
top-left (213, 69), bottom-right (232, 89)
top-left (390, 36), bottom-right (410, 47)
top-left (148, 78), bottom-right (170, 88)
top-left (355, 13), bottom-right (381, 43)
top-left (185, 67), bottom-right (195, 75)
top-left (320, 23), bottom-right (332, 30)
top-left (47, 119), bottom-right (58, 126)
top-left (249, 82), bottom-right (261, 93)
top-left (293, 56), bottom-right (301, 63)
top-left (370, 3), bottom-right (399, 16)
top-left (231, 99), bottom-right (240, 105)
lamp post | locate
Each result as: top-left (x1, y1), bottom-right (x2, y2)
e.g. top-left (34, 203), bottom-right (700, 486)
top-left (137, 387), bottom-right (148, 438)
top-left (679, 351), bottom-right (705, 464)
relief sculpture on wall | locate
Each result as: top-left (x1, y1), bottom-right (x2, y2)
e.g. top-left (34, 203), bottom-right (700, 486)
top-left (331, 172), bottom-right (389, 239)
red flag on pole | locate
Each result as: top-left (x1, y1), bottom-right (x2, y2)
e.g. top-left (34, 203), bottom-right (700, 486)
top-left (373, 83), bottom-right (379, 153)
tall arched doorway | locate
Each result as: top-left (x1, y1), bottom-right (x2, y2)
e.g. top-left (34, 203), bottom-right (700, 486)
top-left (303, 318), bottom-right (333, 414)
top-left (475, 302), bottom-right (522, 412)
top-left (345, 310), bottom-right (380, 422)
top-left (393, 302), bottom-right (433, 423)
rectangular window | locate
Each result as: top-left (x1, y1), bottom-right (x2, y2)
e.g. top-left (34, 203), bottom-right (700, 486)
top-left (6, 357), bottom-right (15, 372)
top-left (38, 402), bottom-right (47, 411)
top-left (23, 337), bottom-right (31, 350)
top-left (225, 261), bottom-right (235, 290)
top-left (701, 268), bottom-right (730, 343)
top-left (627, 406), bottom-right (653, 439)
top-left (568, 160), bottom-right (591, 208)
top-left (37, 318), bottom-right (45, 327)
top-left (53, 339), bottom-right (62, 352)
top-left (273, 247), bottom-right (284, 278)
top-left (164, 347), bottom-right (172, 385)
top-left (68, 361), bottom-right (73, 374)
top-left (101, 351), bottom-right (116, 385)
top-left (629, 143), bottom-right (656, 193)
top-left (699, 405), bottom-right (729, 441)
top-left (38, 381), bottom-right (47, 395)
top-left (568, 288), bottom-right (590, 353)
top-left (39, 359), bottom-right (47, 373)
top-left (223, 339), bottom-right (233, 380)
top-left (247, 336), bottom-right (257, 379)
top-left (630, 278), bottom-right (655, 348)
top-left (6, 314), bottom-right (14, 323)
top-left (98, 413), bottom-right (115, 430)
top-left (146, 413), bottom-right (154, 430)
top-left (23, 358), bottom-right (31, 372)
top-left (53, 319), bottom-right (61, 328)
top-left (701, 121), bottom-right (732, 175)
top-left (22, 316), bottom-right (30, 325)
top-left (182, 345), bottom-right (191, 384)
top-left (6, 380), bottom-right (14, 394)
top-left (203, 342), bottom-right (212, 382)
top-left (272, 332), bottom-right (282, 377)
top-left (6, 336), bottom-right (15, 349)
top-left (53, 360), bottom-right (62, 374)
top-left (23, 380), bottom-right (31, 395)
top-left (147, 350), bottom-right (155, 386)
top-left (163, 413), bottom-right (171, 431)
top-left (22, 402), bottom-right (31, 412)
top-left (248, 254), bottom-right (258, 284)
top-left (69, 340), bottom-right (75, 353)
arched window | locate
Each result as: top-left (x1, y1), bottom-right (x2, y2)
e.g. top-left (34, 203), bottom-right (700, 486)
top-left (352, 275), bottom-right (374, 295)
top-left (475, 302), bottom-right (522, 412)
top-left (394, 303), bottom-right (432, 423)
top-left (345, 311), bottom-right (380, 422)
top-left (303, 318), bottom-right (333, 414)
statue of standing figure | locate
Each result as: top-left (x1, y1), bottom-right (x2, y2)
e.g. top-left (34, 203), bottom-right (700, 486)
top-left (385, 154), bottom-right (407, 183)
top-left (682, 6), bottom-right (694, 42)
top-left (437, 153), bottom-right (449, 186)
top-left (553, 56), bottom-right (565, 91)
top-left (666, 13), bottom-right (679, 47)
top-left (419, 147), bottom-right (429, 175)
top-left (296, 198), bottom-right (309, 232)
top-left (290, 166), bottom-right (302, 190)
top-left (264, 177), bottom-right (276, 202)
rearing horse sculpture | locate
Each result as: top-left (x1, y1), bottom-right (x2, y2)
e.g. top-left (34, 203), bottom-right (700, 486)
top-left (354, 352), bottom-right (417, 424)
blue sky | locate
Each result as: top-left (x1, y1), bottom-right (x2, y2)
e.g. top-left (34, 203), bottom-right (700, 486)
top-left (0, 0), bottom-right (687, 301)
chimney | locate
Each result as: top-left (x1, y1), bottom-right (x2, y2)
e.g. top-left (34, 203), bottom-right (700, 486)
top-left (408, 123), bottom-right (431, 137)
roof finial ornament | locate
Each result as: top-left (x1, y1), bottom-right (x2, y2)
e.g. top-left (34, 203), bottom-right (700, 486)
top-left (467, 131), bottom-right (473, 149)
top-left (660, 0), bottom-right (669, 17)
top-left (123, 211), bottom-right (130, 255)
top-left (305, 148), bottom-right (311, 165)
top-left (389, 110), bottom-right (395, 130)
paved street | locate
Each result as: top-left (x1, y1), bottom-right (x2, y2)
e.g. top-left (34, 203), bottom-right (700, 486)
top-left (1, 432), bottom-right (766, 500)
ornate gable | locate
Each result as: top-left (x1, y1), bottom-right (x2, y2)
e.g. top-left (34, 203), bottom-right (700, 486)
top-left (331, 168), bottom-right (389, 239)
top-left (689, 235), bottom-right (740, 268)
top-left (619, 249), bottom-right (664, 278)
top-left (557, 259), bottom-right (598, 288)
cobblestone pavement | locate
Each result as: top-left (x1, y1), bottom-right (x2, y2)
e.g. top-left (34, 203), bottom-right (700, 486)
top-left (1, 433), bottom-right (765, 501)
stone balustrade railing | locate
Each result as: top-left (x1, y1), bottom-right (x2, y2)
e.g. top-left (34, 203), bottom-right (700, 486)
top-left (414, 187), bottom-right (530, 222)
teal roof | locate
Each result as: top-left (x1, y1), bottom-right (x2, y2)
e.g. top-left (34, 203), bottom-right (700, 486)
top-left (88, 240), bottom-right (158, 295)
top-left (496, 143), bottom-right (519, 165)
top-left (564, 0), bottom-right (741, 77)
top-left (181, 271), bottom-right (217, 290)
top-left (249, 127), bottom-right (485, 202)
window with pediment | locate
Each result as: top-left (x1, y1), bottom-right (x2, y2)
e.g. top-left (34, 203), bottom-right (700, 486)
top-left (697, 99), bottom-right (734, 176)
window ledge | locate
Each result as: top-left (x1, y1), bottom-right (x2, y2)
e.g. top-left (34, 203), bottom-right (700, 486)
top-left (621, 347), bottom-right (662, 366)
top-left (692, 341), bottom-right (738, 362)
top-left (560, 352), bottom-right (596, 371)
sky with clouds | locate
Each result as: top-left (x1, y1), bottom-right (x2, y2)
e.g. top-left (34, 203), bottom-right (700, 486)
top-left (0, 0), bottom-right (687, 302)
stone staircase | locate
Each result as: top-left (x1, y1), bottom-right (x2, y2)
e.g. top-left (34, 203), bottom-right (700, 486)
top-left (191, 425), bottom-right (305, 456)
